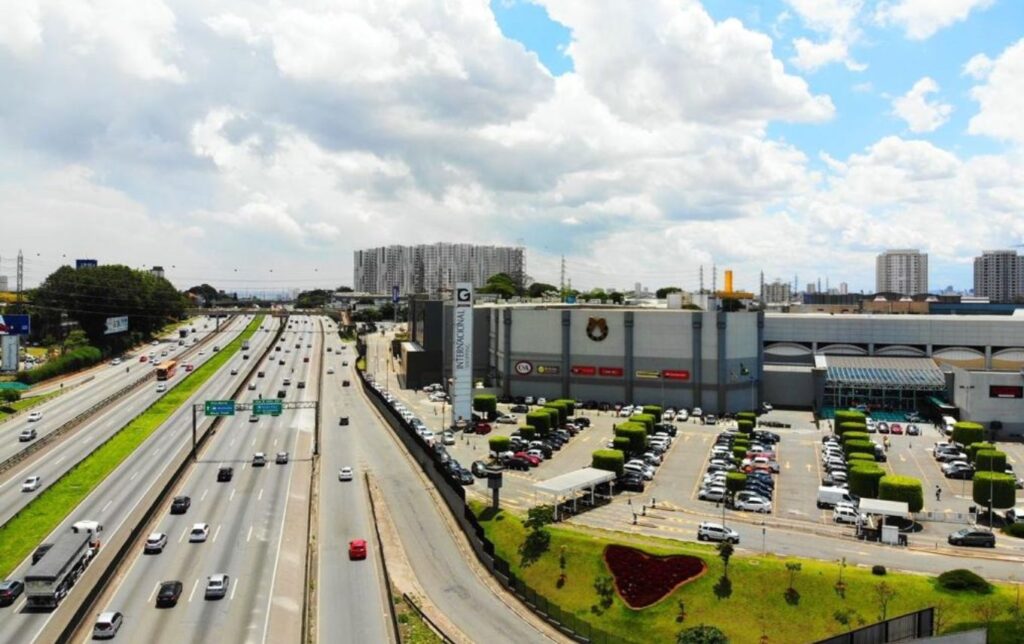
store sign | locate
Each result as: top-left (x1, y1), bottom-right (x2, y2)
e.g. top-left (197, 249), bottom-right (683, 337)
top-left (662, 369), bottom-right (691, 381)
top-left (635, 370), bottom-right (661, 379)
top-left (536, 364), bottom-right (560, 375)
top-left (990, 385), bottom-right (1023, 399)
top-left (514, 360), bottom-right (533, 375)
top-left (451, 282), bottom-right (473, 424)
top-left (571, 365), bottom-right (596, 376)
top-left (598, 367), bottom-right (624, 377)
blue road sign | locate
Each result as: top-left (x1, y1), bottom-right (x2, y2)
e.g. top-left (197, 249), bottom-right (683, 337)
top-left (0, 315), bottom-right (30, 336)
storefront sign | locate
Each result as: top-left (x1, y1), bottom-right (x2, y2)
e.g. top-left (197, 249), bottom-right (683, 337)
top-left (514, 360), bottom-right (533, 375)
top-left (598, 367), bottom-right (624, 377)
top-left (535, 364), bottom-right (560, 375)
top-left (634, 370), bottom-right (661, 379)
top-left (662, 369), bottom-right (691, 381)
top-left (451, 283), bottom-right (473, 424)
top-left (571, 365), bottom-right (596, 376)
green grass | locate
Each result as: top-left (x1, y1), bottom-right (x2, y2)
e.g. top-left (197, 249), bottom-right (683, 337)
top-left (471, 501), bottom-right (1024, 643)
top-left (396, 596), bottom-right (444, 643)
top-left (0, 389), bottom-right (64, 422)
top-left (0, 315), bottom-right (263, 577)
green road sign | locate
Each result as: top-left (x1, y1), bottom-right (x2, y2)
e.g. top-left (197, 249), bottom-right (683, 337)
top-left (253, 399), bottom-right (283, 416)
top-left (204, 400), bottom-right (236, 416)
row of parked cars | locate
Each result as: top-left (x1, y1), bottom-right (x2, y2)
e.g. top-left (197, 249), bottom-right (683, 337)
top-left (494, 417), bottom-right (593, 471)
top-left (697, 429), bottom-right (780, 513)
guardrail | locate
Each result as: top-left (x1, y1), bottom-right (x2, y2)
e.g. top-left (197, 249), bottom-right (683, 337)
top-left (815, 607), bottom-right (934, 643)
top-left (303, 317), bottom-right (326, 644)
top-left (401, 593), bottom-right (455, 644)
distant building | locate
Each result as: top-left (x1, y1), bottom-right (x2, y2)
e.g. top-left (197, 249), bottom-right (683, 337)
top-left (973, 250), bottom-right (1024, 303)
top-left (805, 282), bottom-right (816, 294)
top-left (762, 279), bottom-right (791, 304)
top-left (150, 266), bottom-right (165, 279)
top-left (353, 243), bottom-right (525, 296)
top-left (839, 282), bottom-right (848, 295)
top-left (75, 259), bottom-right (98, 270)
top-left (876, 249), bottom-right (928, 295)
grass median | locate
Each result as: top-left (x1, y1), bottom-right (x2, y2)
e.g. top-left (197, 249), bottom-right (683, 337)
top-left (472, 501), bottom-right (1022, 642)
top-left (0, 390), bottom-right (64, 423)
top-left (0, 315), bottom-right (263, 578)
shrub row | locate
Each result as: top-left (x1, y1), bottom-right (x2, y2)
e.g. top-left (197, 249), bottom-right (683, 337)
top-left (16, 346), bottom-right (103, 384)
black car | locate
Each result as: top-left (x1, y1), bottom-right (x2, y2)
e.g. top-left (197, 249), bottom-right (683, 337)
top-left (509, 404), bottom-right (529, 414)
top-left (747, 472), bottom-right (775, 487)
top-left (0, 580), bottom-right (24, 606)
top-left (618, 474), bottom-right (645, 493)
top-left (754, 431), bottom-right (781, 443)
top-left (948, 529), bottom-right (996, 548)
top-left (170, 496), bottom-right (191, 514)
top-left (654, 423), bottom-right (678, 437)
top-left (156, 580), bottom-right (183, 607)
top-left (297, 381), bottom-right (306, 389)
top-left (572, 417), bottom-right (592, 427)
top-left (745, 482), bottom-right (773, 498)
top-left (471, 460), bottom-right (491, 478)
top-left (277, 389), bottom-right (286, 399)
top-left (340, 416), bottom-right (349, 426)
top-left (533, 443), bottom-right (555, 458)
top-left (217, 467), bottom-right (233, 482)
top-left (456, 468), bottom-right (475, 485)
top-left (946, 466), bottom-right (975, 480)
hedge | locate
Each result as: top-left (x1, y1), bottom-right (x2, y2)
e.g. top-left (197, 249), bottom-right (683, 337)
top-left (631, 413), bottom-right (656, 434)
top-left (612, 436), bottom-right (631, 453)
top-left (737, 420), bottom-right (754, 434)
top-left (952, 422), bottom-right (985, 448)
top-left (519, 426), bottom-right (537, 441)
top-left (541, 407), bottom-right (560, 431)
top-left (557, 399), bottom-right (576, 415)
top-left (525, 411), bottom-right (552, 435)
top-left (725, 472), bottom-right (747, 493)
top-left (848, 453), bottom-right (876, 463)
top-left (975, 450), bottom-right (1007, 473)
top-left (592, 449), bottom-right (625, 476)
top-left (841, 431), bottom-right (869, 445)
top-left (641, 405), bottom-right (663, 421)
top-left (1005, 523), bottom-right (1024, 539)
top-left (736, 411), bottom-right (757, 424)
top-left (967, 442), bottom-right (995, 463)
top-left (973, 472), bottom-right (1016, 509)
top-left (543, 401), bottom-right (569, 425)
top-left (837, 422), bottom-right (867, 437)
top-left (843, 439), bottom-right (876, 459)
top-left (16, 345), bottom-right (104, 384)
top-left (879, 475), bottom-right (924, 512)
top-left (849, 463), bottom-right (885, 498)
top-left (489, 436), bottom-right (511, 453)
top-left (732, 445), bottom-right (749, 460)
top-left (834, 410), bottom-right (867, 427)
top-left (473, 394), bottom-right (497, 416)
top-left (936, 569), bottom-right (993, 593)
top-left (614, 423), bottom-right (648, 453)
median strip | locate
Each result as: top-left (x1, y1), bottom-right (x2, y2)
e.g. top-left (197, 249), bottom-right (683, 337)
top-left (0, 315), bottom-right (264, 578)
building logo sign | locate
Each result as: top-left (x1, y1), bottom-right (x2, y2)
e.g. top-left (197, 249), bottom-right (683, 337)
top-left (451, 282), bottom-right (474, 425)
top-left (536, 364), bottom-right (560, 375)
top-left (586, 317), bottom-right (609, 342)
top-left (662, 369), bottom-right (691, 381)
top-left (571, 365), bottom-right (596, 376)
top-left (635, 370), bottom-right (661, 379)
top-left (598, 366), bottom-right (623, 377)
top-left (514, 360), bottom-right (533, 375)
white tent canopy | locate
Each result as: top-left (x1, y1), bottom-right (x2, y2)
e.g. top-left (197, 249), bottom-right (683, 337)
top-left (859, 498), bottom-right (909, 518)
top-left (534, 468), bottom-right (617, 520)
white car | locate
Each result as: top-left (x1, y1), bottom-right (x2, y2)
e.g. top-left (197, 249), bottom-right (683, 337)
top-left (691, 407), bottom-right (703, 418)
top-left (428, 392), bottom-right (446, 402)
top-left (697, 522), bottom-right (740, 543)
top-left (189, 523), bottom-right (210, 542)
top-left (698, 486), bottom-right (727, 502)
top-left (27, 411), bottom-right (43, 423)
top-left (942, 460), bottom-right (971, 475)
top-left (111, 358), bottom-right (122, 366)
top-left (735, 497), bottom-right (772, 513)
top-left (420, 430), bottom-right (435, 443)
top-left (676, 409), bottom-right (689, 422)
top-left (495, 414), bottom-right (517, 424)
top-left (833, 506), bottom-right (864, 525)
top-left (537, 397), bottom-right (547, 405)
top-left (618, 406), bottom-right (633, 417)
top-left (144, 532), bottom-right (168, 553)
top-left (21, 476), bottom-right (41, 492)
top-left (327, 367), bottom-right (335, 374)
top-left (443, 431), bottom-right (456, 445)
top-left (156, 383), bottom-right (167, 393)
top-left (205, 574), bottom-right (229, 599)
top-left (339, 467), bottom-right (353, 481)
top-left (662, 409), bottom-right (676, 421)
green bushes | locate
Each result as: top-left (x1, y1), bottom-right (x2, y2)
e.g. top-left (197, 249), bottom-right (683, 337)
top-left (489, 436), bottom-right (511, 454)
top-left (592, 449), bottom-right (625, 476)
top-left (879, 475), bottom-right (923, 512)
top-left (973, 472), bottom-right (1016, 509)
top-left (1005, 523), bottom-right (1024, 539)
top-left (614, 422), bottom-right (648, 453)
top-left (841, 431), bottom-right (869, 444)
top-left (725, 472), bottom-right (747, 493)
top-left (952, 422), bottom-right (985, 448)
top-left (736, 411), bottom-right (757, 425)
top-left (848, 453), bottom-right (876, 463)
top-left (525, 411), bottom-right (552, 436)
top-left (837, 422), bottom-right (867, 437)
top-left (732, 445), bottom-right (749, 460)
top-left (849, 463), bottom-right (885, 498)
top-left (16, 346), bottom-right (103, 384)
top-left (631, 413), bottom-right (656, 434)
top-left (936, 569), bottom-right (992, 593)
top-left (641, 405), bottom-right (663, 421)
top-left (834, 410), bottom-right (866, 429)
top-left (975, 450), bottom-right (1007, 473)
top-left (967, 442), bottom-right (995, 463)
top-left (520, 426), bottom-right (537, 441)
top-left (843, 440), bottom-right (876, 459)
top-left (612, 436), bottom-right (631, 453)
top-left (737, 420), bottom-right (754, 434)
top-left (543, 400), bottom-right (569, 425)
top-left (473, 394), bottom-right (497, 417)
top-left (541, 407), bottom-right (560, 431)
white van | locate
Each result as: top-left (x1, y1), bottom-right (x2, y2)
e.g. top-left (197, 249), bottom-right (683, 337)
top-left (941, 415), bottom-right (957, 436)
top-left (816, 486), bottom-right (857, 509)
top-left (72, 520), bottom-right (104, 535)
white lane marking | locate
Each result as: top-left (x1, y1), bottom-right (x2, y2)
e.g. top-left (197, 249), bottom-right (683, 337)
top-left (201, 488), bottom-right (208, 502)
top-left (55, 456), bottom-right (66, 466)
top-left (212, 524), bottom-right (221, 543)
top-left (179, 528), bottom-right (188, 544)
top-left (188, 578), bottom-right (199, 602)
top-left (229, 488), bottom-right (236, 502)
top-left (129, 470), bottom-right (139, 482)
top-left (247, 525), bottom-right (253, 542)
top-left (101, 500), bottom-right (113, 513)
top-left (152, 447), bottom-right (161, 456)
top-left (257, 488), bottom-right (263, 501)
top-left (148, 582), bottom-right (160, 603)
top-left (273, 439), bottom-right (278, 447)
top-left (230, 577), bottom-right (239, 601)
top-left (262, 418), bottom-right (301, 643)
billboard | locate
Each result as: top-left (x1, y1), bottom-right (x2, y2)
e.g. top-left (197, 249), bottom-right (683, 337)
top-left (0, 315), bottom-right (30, 336)
top-left (1, 335), bottom-right (18, 372)
top-left (104, 316), bottom-right (129, 335)
top-left (76, 259), bottom-right (98, 269)
top-left (451, 282), bottom-right (473, 426)
top-left (392, 285), bottom-right (400, 304)
top-left (662, 369), bottom-right (691, 381)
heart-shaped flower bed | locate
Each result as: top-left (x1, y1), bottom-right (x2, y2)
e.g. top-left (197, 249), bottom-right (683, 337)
top-left (603, 544), bottom-right (707, 609)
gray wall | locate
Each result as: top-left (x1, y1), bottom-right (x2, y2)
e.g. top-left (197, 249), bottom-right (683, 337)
top-left (952, 367), bottom-right (1024, 439)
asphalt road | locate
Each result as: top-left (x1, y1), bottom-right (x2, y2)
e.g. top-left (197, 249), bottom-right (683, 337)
top-left (91, 316), bottom-right (319, 644)
top-left (0, 317), bottom-right (252, 527)
top-left (0, 315), bottom-right (274, 644)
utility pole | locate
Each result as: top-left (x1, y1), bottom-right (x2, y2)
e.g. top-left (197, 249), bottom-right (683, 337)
top-left (699, 265), bottom-right (704, 294)
top-left (559, 255), bottom-right (566, 294)
top-left (759, 270), bottom-right (765, 300)
top-left (16, 249), bottom-right (24, 303)
top-left (712, 265), bottom-right (717, 295)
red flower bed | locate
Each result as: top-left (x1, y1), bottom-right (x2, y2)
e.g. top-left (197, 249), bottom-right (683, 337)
top-left (603, 544), bottom-right (707, 609)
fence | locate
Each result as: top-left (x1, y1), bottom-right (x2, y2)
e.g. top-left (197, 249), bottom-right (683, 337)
top-left (815, 607), bottom-right (934, 644)
top-left (356, 350), bottom-right (618, 643)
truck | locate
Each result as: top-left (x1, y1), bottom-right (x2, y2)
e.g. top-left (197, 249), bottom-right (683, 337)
top-left (24, 531), bottom-right (96, 608)
top-left (816, 486), bottom-right (858, 510)
top-left (242, 340), bottom-right (250, 351)
top-left (179, 328), bottom-right (188, 339)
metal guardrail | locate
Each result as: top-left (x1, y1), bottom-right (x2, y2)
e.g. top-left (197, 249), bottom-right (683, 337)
top-left (401, 593), bottom-right (455, 644)
top-left (815, 607), bottom-right (934, 643)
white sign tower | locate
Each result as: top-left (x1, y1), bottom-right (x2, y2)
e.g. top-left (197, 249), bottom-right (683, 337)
top-left (451, 282), bottom-right (474, 427)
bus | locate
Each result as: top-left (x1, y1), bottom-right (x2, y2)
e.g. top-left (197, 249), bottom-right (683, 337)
top-left (156, 360), bottom-right (177, 381)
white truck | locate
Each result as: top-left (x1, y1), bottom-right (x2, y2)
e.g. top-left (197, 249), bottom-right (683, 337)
top-left (24, 531), bottom-right (96, 608)
top-left (816, 486), bottom-right (858, 510)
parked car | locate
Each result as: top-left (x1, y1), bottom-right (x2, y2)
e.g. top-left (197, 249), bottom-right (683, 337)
top-left (698, 486), bottom-right (727, 502)
top-left (734, 497), bottom-right (772, 513)
top-left (948, 528), bottom-right (996, 548)
top-left (618, 474), bottom-right (645, 492)
top-left (697, 522), bottom-right (740, 544)
top-left (495, 414), bottom-right (517, 424)
top-left (509, 404), bottom-right (529, 413)
top-left (833, 506), bottom-right (864, 525)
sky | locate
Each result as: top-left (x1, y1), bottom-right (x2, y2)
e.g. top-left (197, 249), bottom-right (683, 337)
top-left (1, 0), bottom-right (1022, 295)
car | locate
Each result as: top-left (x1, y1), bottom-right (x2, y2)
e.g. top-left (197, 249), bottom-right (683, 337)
top-left (282, 378), bottom-right (291, 386)
top-left (734, 497), bottom-right (772, 513)
top-left (155, 382), bottom-right (168, 393)
top-left (18, 428), bottom-right (37, 442)
top-left (184, 364), bottom-right (194, 372)
top-left (92, 611), bottom-right (124, 639)
top-left (907, 424), bottom-right (920, 436)
top-left (277, 389), bottom-right (286, 399)
top-left (442, 431), bottom-right (456, 445)
top-left (342, 380), bottom-right (351, 387)
top-left (327, 367), bottom-right (335, 374)
top-left (833, 506), bottom-right (865, 525)
top-left (339, 466), bottom-right (353, 481)
top-left (252, 452), bottom-right (267, 467)
top-left (945, 465), bottom-right (975, 480)
top-left (217, 466), bottom-right (233, 482)
top-left (942, 460), bottom-right (971, 475)
top-left (456, 468), bottom-right (475, 485)
top-left (156, 580), bottom-right (183, 607)
top-left (697, 522), bottom-right (740, 544)
top-left (876, 422), bottom-right (889, 434)
top-left (0, 579), bottom-right (25, 606)
top-left (471, 461), bottom-right (491, 478)
top-left (509, 404), bottom-right (529, 413)
top-left (618, 474), bottom-right (645, 492)
top-left (276, 452), bottom-right (289, 464)
top-left (205, 574), bottom-right (230, 599)
top-left (339, 416), bottom-right (349, 426)
top-left (948, 528), bottom-right (996, 548)
top-left (761, 401), bottom-right (774, 412)
top-left (515, 452), bottom-right (541, 467)
top-left (525, 449), bottom-right (546, 462)
top-left (21, 476), bottom-right (41, 492)
top-left (495, 414), bottom-right (517, 424)
top-left (144, 532), bottom-right (168, 553)
top-left (890, 423), bottom-right (903, 435)
top-left (139, 355), bottom-right (148, 363)
top-left (170, 496), bottom-right (191, 514)
top-left (349, 539), bottom-right (368, 560)
top-left (691, 407), bottom-right (703, 418)
top-left (698, 486), bottom-right (727, 502)
top-left (27, 411), bottom-right (42, 423)
top-left (189, 523), bottom-right (210, 542)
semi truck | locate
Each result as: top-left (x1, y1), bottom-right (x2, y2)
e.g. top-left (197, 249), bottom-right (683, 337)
top-left (24, 531), bottom-right (96, 608)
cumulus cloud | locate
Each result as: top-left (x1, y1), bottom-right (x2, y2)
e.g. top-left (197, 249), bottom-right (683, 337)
top-left (962, 53), bottom-right (992, 79)
top-left (892, 77), bottom-right (953, 133)
top-left (876, 0), bottom-right (995, 40)
top-left (785, 0), bottom-right (867, 72)
top-left (967, 39), bottom-right (1024, 145)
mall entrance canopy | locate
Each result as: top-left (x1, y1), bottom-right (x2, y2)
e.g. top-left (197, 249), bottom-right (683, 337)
top-left (821, 356), bottom-right (947, 412)
top-left (533, 468), bottom-right (617, 520)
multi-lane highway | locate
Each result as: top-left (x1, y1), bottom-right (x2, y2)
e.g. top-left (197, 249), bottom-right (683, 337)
top-left (92, 316), bottom-right (321, 643)
top-left (0, 315), bottom-right (277, 644)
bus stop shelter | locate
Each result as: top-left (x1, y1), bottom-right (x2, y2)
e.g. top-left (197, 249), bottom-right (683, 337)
top-left (533, 468), bottom-right (617, 521)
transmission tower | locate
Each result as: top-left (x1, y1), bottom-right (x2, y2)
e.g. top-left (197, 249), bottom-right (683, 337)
top-left (559, 255), bottom-right (566, 292)
top-left (16, 249), bottom-right (23, 303)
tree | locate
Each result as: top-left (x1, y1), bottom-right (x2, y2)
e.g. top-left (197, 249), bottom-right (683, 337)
top-left (583, 288), bottom-right (608, 302)
top-left (478, 273), bottom-right (520, 299)
top-left (676, 625), bottom-right (728, 643)
top-left (336, 286), bottom-right (354, 292)
top-left (717, 541), bottom-right (734, 577)
top-left (874, 582), bottom-right (896, 621)
top-left (527, 282), bottom-right (558, 298)
top-left (879, 475), bottom-right (924, 512)
top-left (657, 286), bottom-right (683, 299)
top-left (525, 505), bottom-right (555, 530)
top-left (785, 562), bottom-right (802, 604)
top-left (187, 283), bottom-right (220, 307)
top-left (973, 472), bottom-right (1016, 510)
top-left (592, 449), bottom-right (625, 476)
top-left (295, 289), bottom-right (332, 309)
top-left (608, 291), bottom-right (625, 304)
top-left (0, 389), bottom-right (21, 405)
top-left (62, 329), bottom-right (89, 353)
top-left (952, 422), bottom-right (985, 448)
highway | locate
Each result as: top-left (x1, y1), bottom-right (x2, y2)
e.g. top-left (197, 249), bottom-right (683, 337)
top-left (90, 316), bottom-right (320, 644)
top-left (0, 315), bottom-right (277, 644)
top-left (0, 317), bottom-right (251, 527)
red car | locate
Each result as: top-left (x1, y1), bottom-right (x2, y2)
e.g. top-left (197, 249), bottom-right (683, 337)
top-left (184, 364), bottom-right (194, 372)
top-left (139, 355), bottom-right (148, 363)
top-left (348, 539), bottom-right (367, 560)
top-left (513, 451), bottom-right (541, 467)
top-left (890, 423), bottom-right (903, 435)
top-left (475, 422), bottom-right (492, 435)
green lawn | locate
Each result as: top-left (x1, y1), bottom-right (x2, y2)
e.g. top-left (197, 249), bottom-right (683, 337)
top-left (472, 501), bottom-right (1022, 643)
top-left (0, 315), bottom-right (263, 577)
top-left (0, 389), bottom-right (64, 422)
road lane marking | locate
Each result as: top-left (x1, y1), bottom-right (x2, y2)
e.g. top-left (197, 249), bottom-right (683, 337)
top-left (230, 577), bottom-right (239, 601)
top-left (149, 582), bottom-right (160, 603)
top-left (212, 524), bottom-right (221, 543)
top-left (188, 579), bottom-right (199, 602)
top-left (129, 470), bottom-right (139, 482)
top-left (180, 528), bottom-right (188, 543)
top-left (201, 488), bottom-right (208, 501)
top-left (101, 500), bottom-right (113, 513)
top-left (247, 525), bottom-right (253, 542)
top-left (230, 489), bottom-right (236, 502)
top-left (55, 456), bottom-right (65, 466)
top-left (258, 488), bottom-right (263, 501)
top-left (252, 438), bottom-right (257, 446)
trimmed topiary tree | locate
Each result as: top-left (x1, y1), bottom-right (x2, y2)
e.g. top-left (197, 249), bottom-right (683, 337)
top-left (543, 401), bottom-right (569, 425)
top-left (488, 435), bottom-right (511, 454)
top-left (526, 411), bottom-right (552, 436)
top-left (952, 422), bottom-right (985, 448)
top-left (612, 436), bottom-right (631, 453)
top-left (732, 445), bottom-right (749, 461)
top-left (592, 449), bottom-right (625, 476)
top-left (737, 420), bottom-right (754, 434)
top-left (725, 472), bottom-right (747, 494)
top-left (632, 413), bottom-right (656, 434)
top-left (967, 442), bottom-right (996, 463)
top-left (473, 394), bottom-right (497, 417)
top-left (975, 450), bottom-right (1007, 473)
top-left (843, 439), bottom-right (876, 459)
top-left (837, 422), bottom-right (868, 437)
top-left (737, 411), bottom-right (757, 424)
top-left (841, 431), bottom-right (869, 445)
top-left (849, 463), bottom-right (885, 498)
top-left (520, 425), bottom-right (537, 441)
top-left (554, 398), bottom-right (576, 416)
top-left (834, 410), bottom-right (867, 427)
top-left (973, 472), bottom-right (1016, 510)
top-left (848, 452), bottom-right (876, 463)
top-left (614, 423), bottom-right (648, 453)
top-left (879, 475), bottom-right (924, 512)
top-left (642, 405), bottom-right (663, 421)
top-left (539, 406), bottom-right (560, 431)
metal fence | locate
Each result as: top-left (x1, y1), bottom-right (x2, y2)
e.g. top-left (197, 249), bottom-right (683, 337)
top-left (356, 356), bottom-right (618, 643)
top-left (815, 607), bottom-right (934, 644)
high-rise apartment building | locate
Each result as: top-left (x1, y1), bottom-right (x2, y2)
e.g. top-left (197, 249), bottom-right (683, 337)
top-left (974, 250), bottom-right (1024, 303)
top-left (353, 243), bottom-right (525, 295)
top-left (762, 279), bottom-right (791, 303)
top-left (875, 249), bottom-right (928, 295)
